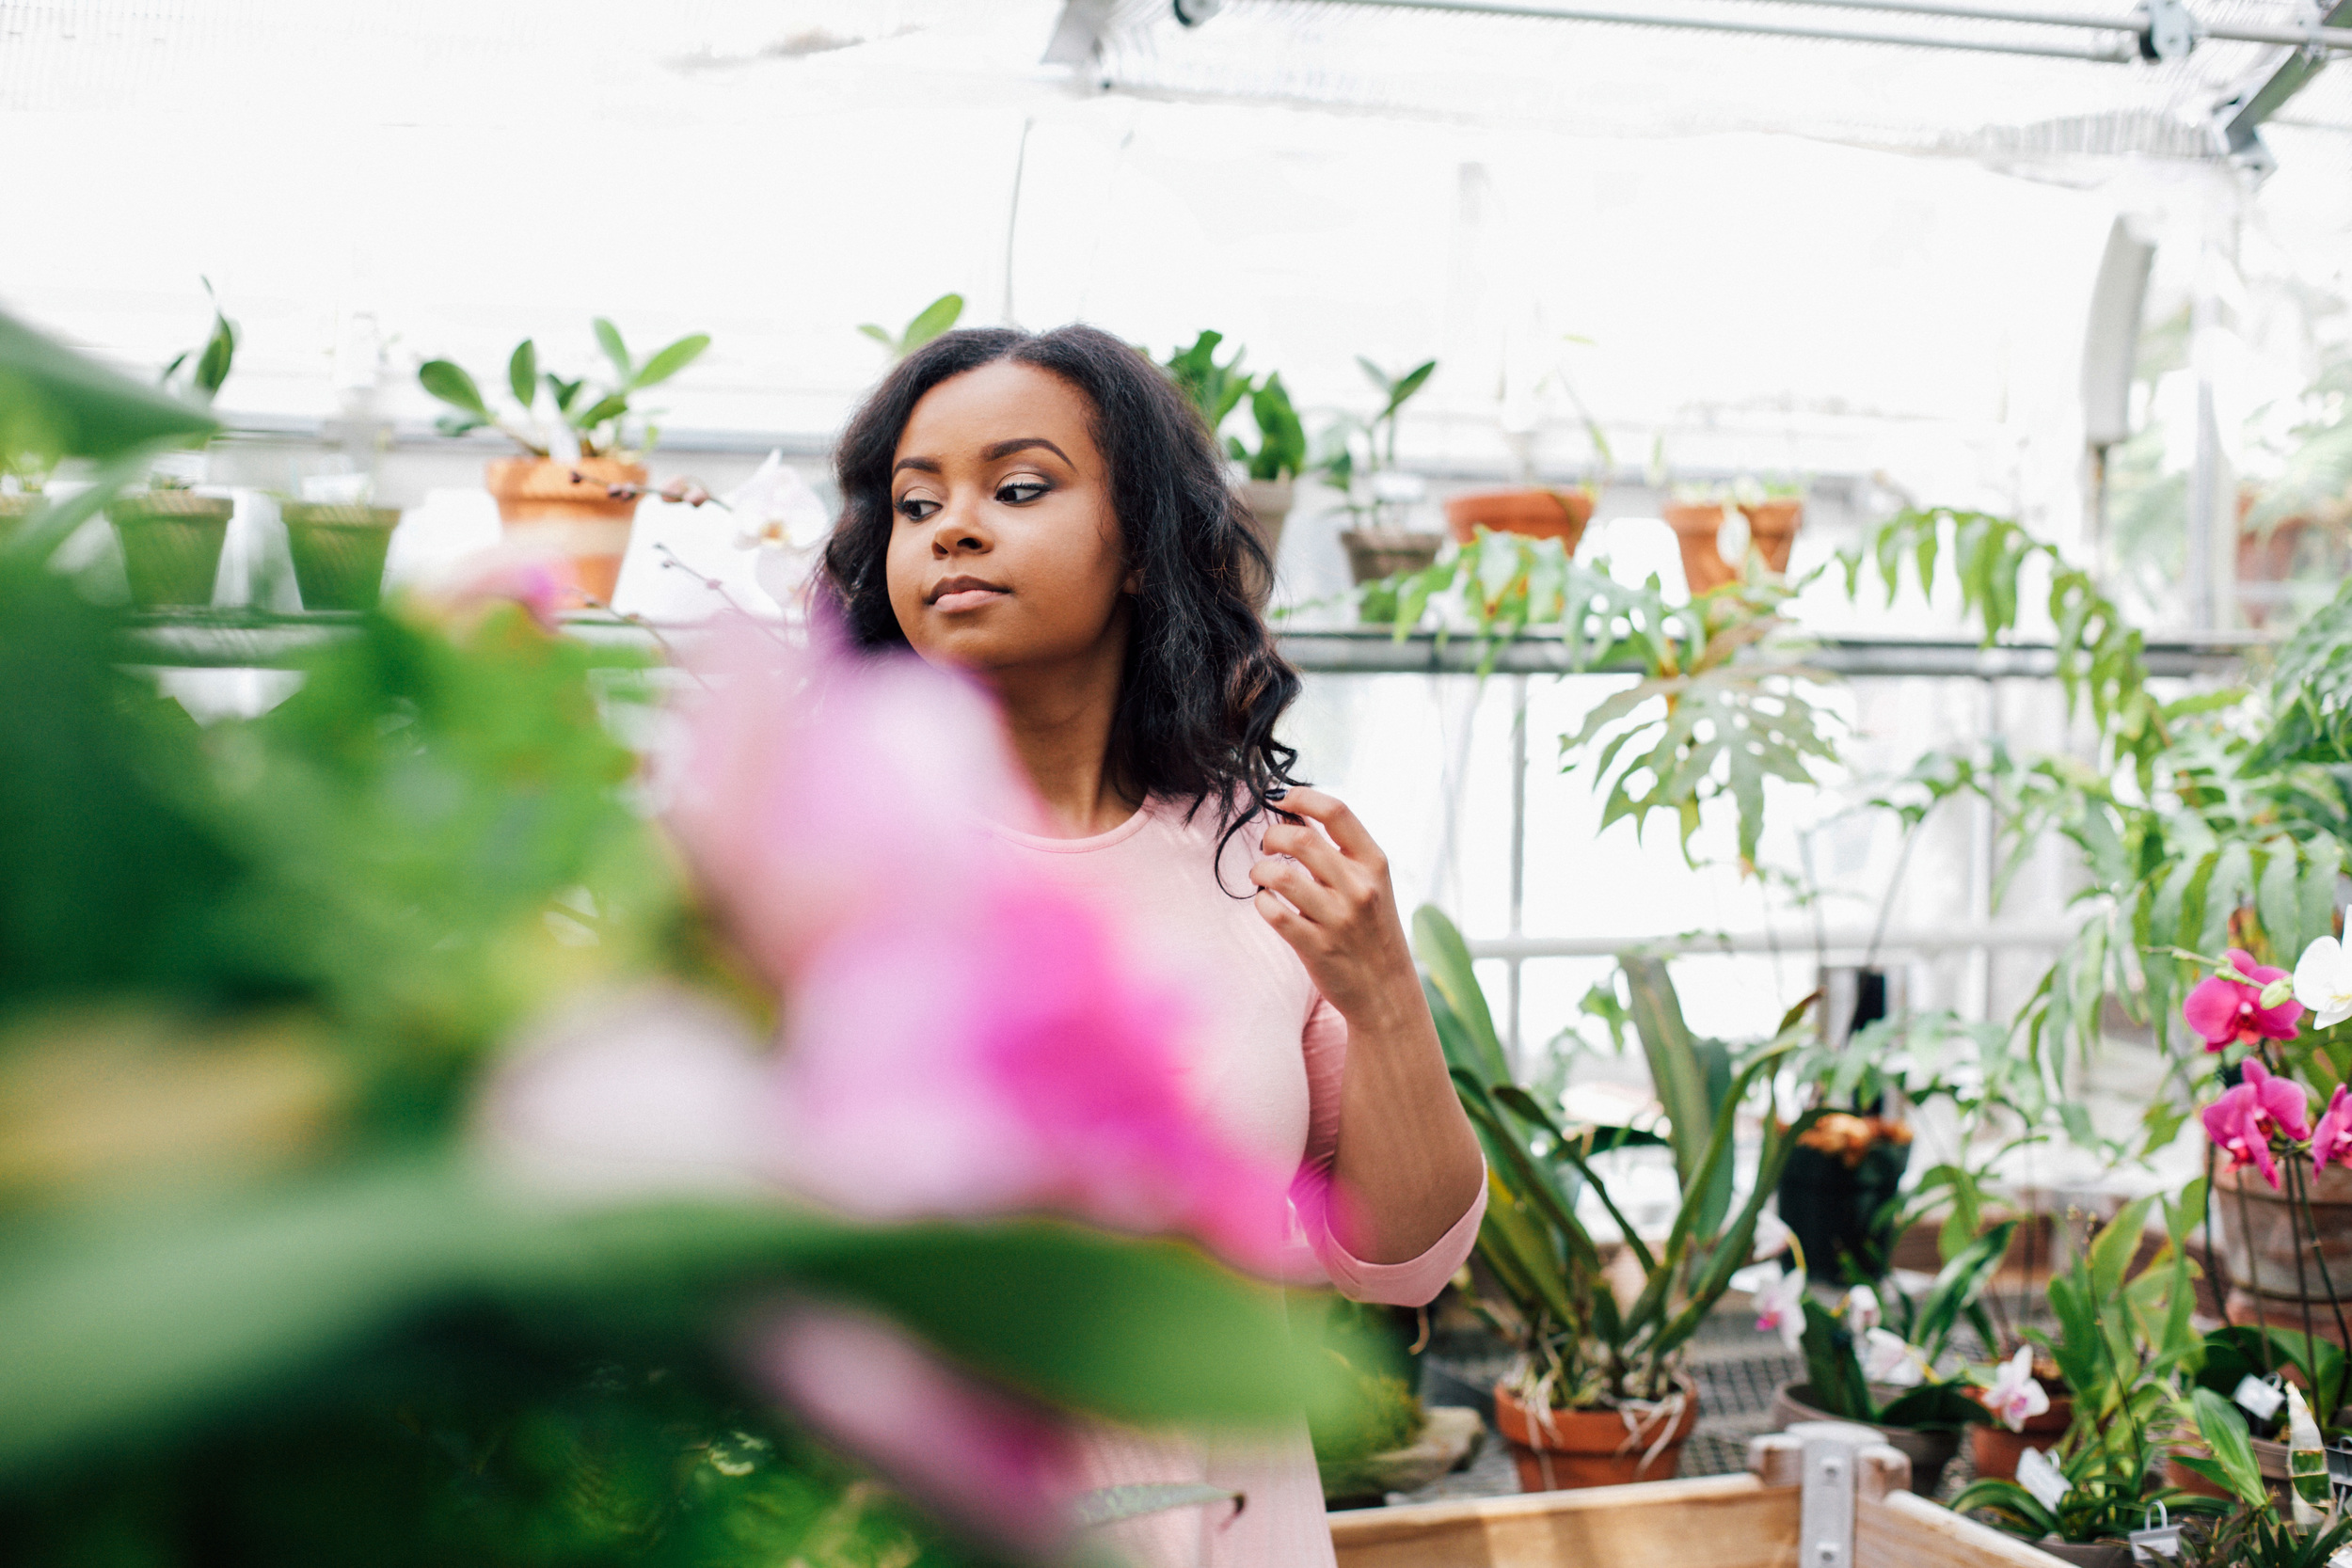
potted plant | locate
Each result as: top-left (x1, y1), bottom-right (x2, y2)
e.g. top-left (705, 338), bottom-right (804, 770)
top-left (2169, 1323), bottom-right (2347, 1505)
top-left (417, 318), bottom-right (710, 608)
top-left (1735, 478), bottom-right (1806, 575)
top-left (1309, 1300), bottom-right (1485, 1509)
top-left (106, 284), bottom-right (238, 610)
top-left (1157, 331), bottom-right (1307, 561)
top-left (1321, 356), bottom-right (1441, 586)
top-left (1661, 483), bottom-right (1737, 596)
top-left (1758, 1222), bottom-right (2014, 1495)
top-left (276, 476), bottom-right (399, 612)
top-left (1415, 907), bottom-right (1822, 1490)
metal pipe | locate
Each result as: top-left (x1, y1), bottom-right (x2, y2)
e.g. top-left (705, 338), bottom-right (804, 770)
top-left (1735, 0), bottom-right (2352, 49)
top-left (1318, 0), bottom-right (2136, 59)
top-left (1468, 921), bottom-right (2082, 958)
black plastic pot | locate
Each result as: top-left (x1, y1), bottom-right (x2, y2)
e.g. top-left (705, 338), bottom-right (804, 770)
top-left (1778, 1138), bottom-right (1912, 1284)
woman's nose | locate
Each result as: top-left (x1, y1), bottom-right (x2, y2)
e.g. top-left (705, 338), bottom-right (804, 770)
top-left (929, 497), bottom-right (992, 557)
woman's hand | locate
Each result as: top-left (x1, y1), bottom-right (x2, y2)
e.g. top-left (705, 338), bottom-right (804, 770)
top-left (1249, 787), bottom-right (1486, 1264)
top-left (1248, 788), bottom-right (1422, 1032)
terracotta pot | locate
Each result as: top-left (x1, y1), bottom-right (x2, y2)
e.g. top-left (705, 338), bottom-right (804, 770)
top-left (1341, 527), bottom-right (1444, 587)
top-left (2214, 1161), bottom-right (2352, 1321)
top-left (281, 502), bottom-right (399, 611)
top-left (1967, 1394), bottom-right (2072, 1481)
top-left (2037, 1539), bottom-right (2132, 1568)
top-left (107, 491), bottom-right (235, 609)
top-left (1443, 487), bottom-right (1593, 549)
top-left (1768, 1384), bottom-right (1960, 1495)
top-left (483, 455), bottom-right (646, 608)
top-left (1236, 477), bottom-right (1295, 562)
top-left (1491, 1380), bottom-right (1697, 1491)
top-left (1737, 497), bottom-right (1804, 574)
top-left (1661, 501), bottom-right (1737, 595)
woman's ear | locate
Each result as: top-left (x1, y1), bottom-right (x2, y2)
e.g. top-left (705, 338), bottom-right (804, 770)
top-left (1123, 567), bottom-right (1141, 594)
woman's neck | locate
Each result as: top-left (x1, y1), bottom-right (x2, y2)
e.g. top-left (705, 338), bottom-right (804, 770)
top-left (986, 640), bottom-right (1136, 839)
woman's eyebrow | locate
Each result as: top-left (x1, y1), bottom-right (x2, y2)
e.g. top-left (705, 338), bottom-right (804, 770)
top-left (982, 437), bottom-right (1072, 465)
top-left (891, 455), bottom-right (942, 476)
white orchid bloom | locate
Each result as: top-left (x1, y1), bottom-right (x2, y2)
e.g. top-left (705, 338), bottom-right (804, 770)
top-left (2296, 935), bottom-right (2352, 1031)
top-left (1861, 1328), bottom-right (1926, 1387)
top-left (1985, 1346), bottom-right (2050, 1432)
top-left (1754, 1263), bottom-right (1807, 1353)
top-left (1842, 1285), bottom-right (1882, 1333)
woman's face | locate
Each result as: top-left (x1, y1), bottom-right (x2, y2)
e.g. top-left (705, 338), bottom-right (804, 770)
top-left (884, 360), bottom-right (1132, 678)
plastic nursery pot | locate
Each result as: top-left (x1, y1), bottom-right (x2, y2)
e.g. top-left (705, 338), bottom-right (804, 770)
top-left (1768, 1384), bottom-right (1959, 1496)
top-left (1491, 1379), bottom-right (1699, 1492)
top-left (1442, 487), bottom-right (1593, 549)
top-left (2037, 1539), bottom-right (2133, 1568)
top-left (2215, 1161), bottom-right (2352, 1326)
top-left (1965, 1391), bottom-right (2071, 1481)
top-left (1340, 527), bottom-right (1444, 587)
top-left (280, 502), bottom-right (400, 611)
top-left (483, 455), bottom-right (647, 609)
top-left (1236, 477), bottom-right (1295, 562)
top-left (1775, 1136), bottom-right (1912, 1284)
top-left (106, 490), bottom-right (235, 609)
top-left (1661, 501), bottom-right (1738, 595)
top-left (1736, 497), bottom-right (1804, 574)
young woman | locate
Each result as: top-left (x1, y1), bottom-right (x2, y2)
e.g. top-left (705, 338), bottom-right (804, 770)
top-left (818, 325), bottom-right (1486, 1567)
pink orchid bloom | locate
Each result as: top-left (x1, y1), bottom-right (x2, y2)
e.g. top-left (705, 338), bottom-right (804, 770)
top-left (1862, 1328), bottom-right (1927, 1387)
top-left (416, 545), bottom-right (567, 630)
top-left (2183, 948), bottom-right (2305, 1051)
top-left (2201, 1058), bottom-right (2314, 1190)
top-left (1985, 1346), bottom-right (2050, 1432)
top-left (755, 1303), bottom-right (1083, 1555)
top-left (1755, 1263), bottom-right (1806, 1352)
top-left (666, 618), bottom-right (1302, 1277)
top-left (2313, 1085), bottom-right (2352, 1175)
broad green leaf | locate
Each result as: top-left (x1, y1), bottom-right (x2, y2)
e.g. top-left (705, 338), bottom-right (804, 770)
top-left (594, 317), bottom-right (632, 379)
top-left (901, 293), bottom-right (964, 354)
top-left (0, 308), bottom-right (218, 461)
top-left (857, 323), bottom-right (892, 344)
top-left (1620, 955), bottom-right (1719, 1214)
top-left (418, 358), bottom-right (489, 417)
top-left (572, 392), bottom-right (630, 432)
top-left (1412, 905), bottom-right (1506, 1085)
top-left (2190, 1386), bottom-right (2268, 1507)
top-left (1911, 1218), bottom-right (2016, 1358)
top-left (507, 339), bottom-right (537, 405)
top-left (631, 333), bottom-right (711, 390)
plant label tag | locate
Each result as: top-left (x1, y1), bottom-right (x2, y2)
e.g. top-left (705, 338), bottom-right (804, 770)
top-left (2236, 1374), bottom-right (2286, 1421)
top-left (2127, 1524), bottom-right (2183, 1561)
top-left (2018, 1447), bottom-right (2071, 1511)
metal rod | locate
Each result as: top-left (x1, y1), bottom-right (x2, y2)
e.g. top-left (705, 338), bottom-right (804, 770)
top-left (1508, 673), bottom-right (1530, 1070)
top-left (1734, 0), bottom-right (2352, 49)
top-left (1467, 921), bottom-right (2082, 958)
top-left (1275, 627), bottom-right (2255, 678)
top-left (1318, 0), bottom-right (2136, 58)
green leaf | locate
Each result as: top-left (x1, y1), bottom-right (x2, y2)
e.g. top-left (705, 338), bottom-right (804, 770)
top-left (1875, 1382), bottom-right (1985, 1432)
top-left (1412, 905), bottom-right (1506, 1085)
top-left (572, 392), bottom-right (630, 433)
top-left (2190, 1386), bottom-right (2269, 1507)
top-left (1910, 1218), bottom-right (2016, 1359)
top-left (631, 333), bottom-right (711, 390)
top-left (418, 358), bottom-right (489, 417)
top-left (857, 323), bottom-right (893, 344)
top-left (507, 339), bottom-right (537, 406)
top-left (1381, 359), bottom-right (1437, 419)
top-left (594, 317), bottom-right (632, 380)
top-left (0, 308), bottom-right (219, 462)
top-left (901, 293), bottom-right (964, 355)
top-left (1620, 956), bottom-right (1723, 1222)
top-left (1798, 1297), bottom-right (1871, 1418)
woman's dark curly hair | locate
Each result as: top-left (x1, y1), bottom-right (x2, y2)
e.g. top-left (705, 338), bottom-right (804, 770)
top-left (818, 324), bottom-right (1303, 869)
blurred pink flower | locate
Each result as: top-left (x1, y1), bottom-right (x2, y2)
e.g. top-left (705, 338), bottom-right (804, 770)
top-left (755, 1302), bottom-right (1083, 1555)
top-left (1985, 1347), bottom-right (2049, 1432)
top-left (1754, 1263), bottom-right (1805, 1352)
top-left (415, 545), bottom-right (567, 630)
top-left (2184, 948), bottom-right (2304, 1051)
top-left (2202, 1058), bottom-right (2312, 1190)
top-left (666, 617), bottom-right (1303, 1277)
top-left (2314, 1085), bottom-right (2352, 1175)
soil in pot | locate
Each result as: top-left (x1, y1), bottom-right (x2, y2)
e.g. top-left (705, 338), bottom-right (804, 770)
top-left (108, 491), bottom-right (235, 609)
top-left (1737, 498), bottom-right (1804, 574)
top-left (1661, 501), bottom-right (1737, 595)
top-left (1967, 1393), bottom-right (2071, 1481)
top-left (485, 455), bottom-right (646, 608)
top-left (1341, 527), bottom-right (1443, 587)
top-left (1443, 488), bottom-right (1593, 550)
top-left (1491, 1381), bottom-right (1697, 1491)
top-left (282, 503), bottom-right (399, 611)
top-left (1768, 1383), bottom-right (1959, 1496)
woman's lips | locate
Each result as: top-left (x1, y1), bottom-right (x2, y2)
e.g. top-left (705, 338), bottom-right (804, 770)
top-left (931, 586), bottom-right (1009, 613)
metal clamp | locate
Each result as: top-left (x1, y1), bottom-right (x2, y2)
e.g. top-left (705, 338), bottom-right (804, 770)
top-left (2139, 0), bottom-right (2197, 58)
top-left (1788, 1421), bottom-right (1883, 1568)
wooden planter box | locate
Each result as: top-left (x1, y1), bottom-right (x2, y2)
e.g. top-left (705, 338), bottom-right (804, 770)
top-left (1330, 1421), bottom-right (2063, 1568)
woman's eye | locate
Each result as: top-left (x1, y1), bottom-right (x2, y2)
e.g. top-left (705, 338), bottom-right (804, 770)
top-left (997, 480), bottom-right (1050, 505)
top-left (895, 495), bottom-right (938, 522)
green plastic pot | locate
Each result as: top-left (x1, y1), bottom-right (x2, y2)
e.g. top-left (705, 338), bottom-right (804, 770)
top-left (280, 502), bottom-right (399, 611)
top-left (107, 492), bottom-right (234, 609)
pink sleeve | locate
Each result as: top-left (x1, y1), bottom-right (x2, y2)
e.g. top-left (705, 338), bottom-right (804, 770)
top-left (1296, 997), bottom-right (1487, 1307)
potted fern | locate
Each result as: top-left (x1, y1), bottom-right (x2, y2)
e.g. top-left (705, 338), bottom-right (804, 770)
top-left (418, 319), bottom-right (709, 608)
top-left (1416, 907), bottom-right (1821, 1489)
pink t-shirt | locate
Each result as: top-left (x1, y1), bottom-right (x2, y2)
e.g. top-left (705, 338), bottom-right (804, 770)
top-left (992, 796), bottom-right (1486, 1568)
